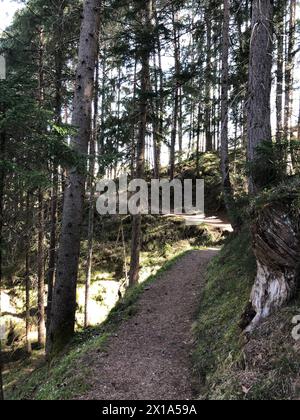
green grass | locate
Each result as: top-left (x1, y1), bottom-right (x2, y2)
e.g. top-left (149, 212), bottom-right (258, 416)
top-left (193, 230), bottom-right (256, 396)
top-left (5, 250), bottom-right (191, 400)
top-left (193, 229), bottom-right (300, 400)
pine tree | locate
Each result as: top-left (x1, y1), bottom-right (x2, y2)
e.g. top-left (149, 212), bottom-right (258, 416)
top-left (129, 0), bottom-right (152, 287)
top-left (46, 0), bottom-right (102, 356)
top-left (247, 0), bottom-right (274, 193)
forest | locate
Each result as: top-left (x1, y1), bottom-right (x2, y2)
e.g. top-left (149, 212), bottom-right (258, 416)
top-left (0, 0), bottom-right (300, 402)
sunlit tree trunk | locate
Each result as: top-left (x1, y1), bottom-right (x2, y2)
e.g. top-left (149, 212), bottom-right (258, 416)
top-left (84, 54), bottom-right (99, 328)
top-left (284, 0), bottom-right (296, 142)
top-left (46, 0), bottom-right (101, 357)
top-left (37, 28), bottom-right (46, 348)
top-left (276, 2), bottom-right (285, 144)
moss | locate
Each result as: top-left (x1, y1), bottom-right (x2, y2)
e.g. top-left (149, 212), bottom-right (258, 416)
top-left (193, 230), bottom-right (256, 384)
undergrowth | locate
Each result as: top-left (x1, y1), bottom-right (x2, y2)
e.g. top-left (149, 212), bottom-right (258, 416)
top-left (5, 250), bottom-right (191, 400)
top-left (193, 229), bottom-right (300, 400)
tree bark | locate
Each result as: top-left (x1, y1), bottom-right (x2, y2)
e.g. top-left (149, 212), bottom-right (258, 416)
top-left (47, 33), bottom-right (64, 332)
top-left (276, 2), bottom-right (285, 144)
top-left (0, 110), bottom-right (6, 401)
top-left (84, 54), bottom-right (99, 328)
top-left (37, 190), bottom-right (46, 348)
top-left (46, 0), bottom-right (101, 357)
top-left (35, 27), bottom-right (46, 349)
top-left (47, 167), bottom-right (58, 333)
top-left (99, 43), bottom-right (107, 164)
top-left (170, 8), bottom-right (180, 180)
top-left (153, 2), bottom-right (163, 179)
top-left (129, 1), bottom-right (151, 287)
top-left (220, 0), bottom-right (236, 227)
top-left (247, 0), bottom-right (273, 194)
top-left (25, 193), bottom-right (32, 355)
top-left (204, 14), bottom-right (213, 152)
top-left (245, 203), bottom-right (300, 332)
top-left (284, 0), bottom-right (296, 142)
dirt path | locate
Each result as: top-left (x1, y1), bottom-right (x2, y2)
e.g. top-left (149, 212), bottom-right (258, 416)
top-left (80, 249), bottom-right (218, 400)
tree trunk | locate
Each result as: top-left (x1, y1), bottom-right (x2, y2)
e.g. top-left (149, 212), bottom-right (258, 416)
top-left (25, 253), bottom-right (32, 355)
top-left (178, 87), bottom-right (183, 156)
top-left (129, 1), bottom-right (151, 287)
top-left (153, 2), bottom-right (163, 179)
top-left (284, 0), bottom-right (296, 142)
top-left (170, 8), bottom-right (180, 180)
top-left (46, 0), bottom-right (101, 357)
top-left (37, 190), bottom-right (46, 348)
top-left (0, 112), bottom-right (6, 401)
top-left (247, 0), bottom-right (273, 194)
top-left (99, 43), bottom-right (107, 164)
top-left (196, 102), bottom-right (202, 176)
top-left (47, 39), bottom-right (64, 332)
top-left (298, 98), bottom-right (300, 141)
top-left (157, 20), bottom-right (164, 177)
top-left (25, 193), bottom-right (32, 355)
top-left (84, 55), bottom-right (99, 328)
top-left (221, 0), bottom-right (235, 227)
top-left (205, 14), bottom-right (213, 152)
top-left (245, 204), bottom-right (300, 332)
top-left (276, 2), bottom-right (285, 144)
top-left (47, 168), bottom-right (58, 333)
top-left (130, 58), bottom-right (138, 179)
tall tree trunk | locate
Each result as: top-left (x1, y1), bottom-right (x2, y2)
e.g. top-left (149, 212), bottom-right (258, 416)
top-left (247, 0), bottom-right (273, 194)
top-left (156, 19), bottom-right (164, 177)
top-left (84, 54), bottom-right (99, 328)
top-left (205, 14), bottom-right (213, 152)
top-left (178, 87), bottom-right (183, 156)
top-left (130, 58), bottom-right (138, 179)
top-left (284, 0), bottom-right (296, 142)
top-left (170, 8), bottom-right (180, 180)
top-left (298, 98), bottom-right (300, 141)
top-left (0, 110), bottom-right (6, 401)
top-left (36, 27), bottom-right (46, 348)
top-left (196, 102), bottom-right (202, 176)
top-left (129, 1), bottom-right (151, 287)
top-left (152, 3), bottom-right (163, 179)
top-left (25, 250), bottom-right (31, 354)
top-left (47, 40), bottom-right (64, 332)
top-left (25, 193), bottom-right (32, 355)
top-left (276, 2), bottom-right (285, 144)
top-left (284, 0), bottom-right (296, 170)
top-left (47, 167), bottom-right (58, 333)
top-left (37, 190), bottom-right (46, 348)
top-left (220, 0), bottom-right (236, 227)
top-left (46, 0), bottom-right (101, 357)
top-left (99, 43), bottom-right (107, 163)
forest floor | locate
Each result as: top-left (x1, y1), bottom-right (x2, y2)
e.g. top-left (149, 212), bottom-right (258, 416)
top-left (4, 214), bottom-right (229, 400)
top-left (79, 249), bottom-right (218, 400)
